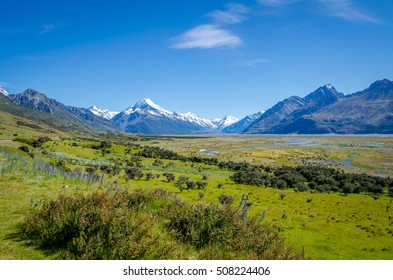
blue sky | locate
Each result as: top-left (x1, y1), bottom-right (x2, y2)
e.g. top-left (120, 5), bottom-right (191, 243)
top-left (1, 0), bottom-right (392, 119)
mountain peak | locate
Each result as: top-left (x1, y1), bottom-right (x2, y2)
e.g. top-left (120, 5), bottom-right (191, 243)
top-left (303, 84), bottom-right (342, 103)
top-left (88, 105), bottom-right (118, 120)
top-left (0, 86), bottom-right (9, 96)
top-left (134, 98), bottom-right (161, 110)
top-left (211, 115), bottom-right (239, 129)
top-left (126, 98), bottom-right (172, 117)
top-left (23, 88), bottom-right (44, 97)
top-left (368, 79), bottom-right (393, 91)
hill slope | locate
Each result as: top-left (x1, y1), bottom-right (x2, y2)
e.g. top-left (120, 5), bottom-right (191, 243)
top-left (6, 89), bottom-right (118, 134)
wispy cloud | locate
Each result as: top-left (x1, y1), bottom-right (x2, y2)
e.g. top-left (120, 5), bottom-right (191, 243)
top-left (170, 3), bottom-right (248, 50)
top-left (258, 0), bottom-right (300, 6)
top-left (318, 0), bottom-right (380, 23)
top-left (0, 81), bottom-right (10, 87)
top-left (208, 3), bottom-right (249, 24)
top-left (242, 58), bottom-right (270, 67)
top-left (14, 55), bottom-right (42, 61)
top-left (39, 24), bottom-right (56, 34)
top-left (0, 27), bottom-right (25, 34)
top-left (170, 24), bottom-right (242, 49)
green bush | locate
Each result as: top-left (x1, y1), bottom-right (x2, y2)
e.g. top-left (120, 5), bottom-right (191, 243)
top-left (21, 191), bottom-right (177, 260)
top-left (20, 189), bottom-right (303, 260)
top-left (164, 200), bottom-right (302, 259)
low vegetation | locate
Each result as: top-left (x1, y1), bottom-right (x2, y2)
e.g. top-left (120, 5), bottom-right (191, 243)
top-left (20, 189), bottom-right (301, 260)
top-left (1, 133), bottom-right (393, 260)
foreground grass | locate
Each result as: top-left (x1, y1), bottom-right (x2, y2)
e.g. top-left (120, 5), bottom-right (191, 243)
top-left (18, 189), bottom-right (301, 260)
top-left (1, 165), bottom-right (392, 259)
top-left (1, 134), bottom-right (393, 259)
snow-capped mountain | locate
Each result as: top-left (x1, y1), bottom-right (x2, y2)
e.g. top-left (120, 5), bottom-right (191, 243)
top-left (89, 105), bottom-right (119, 120)
top-left (212, 115), bottom-right (239, 130)
top-left (174, 111), bottom-right (216, 128)
top-left (112, 98), bottom-right (218, 134)
top-left (223, 111), bottom-right (264, 133)
top-left (0, 86), bottom-right (9, 96)
top-left (2, 79), bottom-right (393, 135)
top-left (121, 98), bottom-right (172, 117)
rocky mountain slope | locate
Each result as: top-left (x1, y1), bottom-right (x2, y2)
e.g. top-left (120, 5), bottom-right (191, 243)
top-left (1, 79), bottom-right (392, 135)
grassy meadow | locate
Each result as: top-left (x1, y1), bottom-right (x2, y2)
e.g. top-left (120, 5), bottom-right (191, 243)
top-left (0, 127), bottom-right (393, 259)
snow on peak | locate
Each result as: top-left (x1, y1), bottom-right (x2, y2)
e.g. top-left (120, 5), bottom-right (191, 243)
top-left (134, 98), bottom-right (158, 109)
top-left (134, 98), bottom-right (162, 110)
top-left (0, 86), bottom-right (9, 96)
top-left (119, 98), bottom-right (243, 131)
top-left (131, 98), bottom-right (172, 116)
top-left (212, 115), bottom-right (239, 129)
top-left (325, 84), bottom-right (333, 90)
top-left (89, 105), bottom-right (119, 120)
top-left (174, 111), bottom-right (216, 127)
top-left (221, 115), bottom-right (239, 126)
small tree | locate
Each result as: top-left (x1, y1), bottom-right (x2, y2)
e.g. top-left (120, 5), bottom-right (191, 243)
top-left (196, 181), bottom-right (208, 189)
top-left (145, 172), bottom-right (154, 181)
top-left (175, 176), bottom-right (189, 192)
top-left (152, 159), bottom-right (163, 166)
top-left (186, 181), bottom-right (196, 190)
top-left (125, 167), bottom-right (142, 181)
top-left (218, 194), bottom-right (234, 205)
top-left (389, 188), bottom-right (393, 198)
top-left (342, 183), bottom-right (354, 195)
top-left (163, 173), bottom-right (175, 182)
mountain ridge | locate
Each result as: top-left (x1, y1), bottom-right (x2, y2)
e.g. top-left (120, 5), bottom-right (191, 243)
top-left (1, 79), bottom-right (392, 135)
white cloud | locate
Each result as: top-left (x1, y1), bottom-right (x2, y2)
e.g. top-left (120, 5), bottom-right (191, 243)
top-left (243, 58), bottom-right (270, 67)
top-left (258, 0), bottom-right (300, 6)
top-left (318, 0), bottom-right (380, 23)
top-left (170, 24), bottom-right (242, 50)
top-left (40, 24), bottom-right (56, 34)
top-left (209, 3), bottom-right (249, 24)
top-left (15, 55), bottom-right (41, 60)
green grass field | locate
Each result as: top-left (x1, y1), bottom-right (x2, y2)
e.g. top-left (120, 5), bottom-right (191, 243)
top-left (1, 133), bottom-right (393, 260)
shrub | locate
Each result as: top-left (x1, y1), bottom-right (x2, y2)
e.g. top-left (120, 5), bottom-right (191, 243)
top-left (18, 145), bottom-right (32, 154)
top-left (164, 200), bottom-right (301, 259)
top-left (218, 194), bottom-right (234, 205)
top-left (388, 187), bottom-right (393, 198)
top-left (20, 189), bottom-right (303, 260)
top-left (230, 169), bottom-right (270, 186)
top-left (20, 191), bottom-right (177, 260)
top-left (125, 166), bottom-right (143, 180)
top-left (163, 173), bottom-right (175, 182)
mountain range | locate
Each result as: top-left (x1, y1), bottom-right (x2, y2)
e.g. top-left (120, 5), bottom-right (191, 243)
top-left (1, 79), bottom-right (393, 134)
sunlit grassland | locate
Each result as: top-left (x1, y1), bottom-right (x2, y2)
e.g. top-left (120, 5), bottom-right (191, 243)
top-left (0, 111), bottom-right (69, 140)
top-left (148, 135), bottom-right (393, 175)
top-left (1, 134), bottom-right (393, 259)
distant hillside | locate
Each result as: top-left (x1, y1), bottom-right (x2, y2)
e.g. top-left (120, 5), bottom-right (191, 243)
top-left (7, 89), bottom-right (118, 134)
top-left (1, 79), bottom-right (392, 135)
top-left (0, 89), bottom-right (114, 134)
top-left (299, 79), bottom-right (393, 134)
top-left (244, 80), bottom-right (392, 134)
top-left (223, 111), bottom-right (264, 133)
top-left (245, 96), bottom-right (306, 133)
